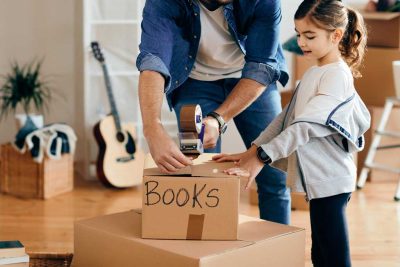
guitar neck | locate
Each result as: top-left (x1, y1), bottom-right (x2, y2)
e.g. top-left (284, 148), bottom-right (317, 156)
top-left (101, 63), bottom-right (122, 132)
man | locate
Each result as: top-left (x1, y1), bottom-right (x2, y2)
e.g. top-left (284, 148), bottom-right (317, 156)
top-left (136, 0), bottom-right (290, 224)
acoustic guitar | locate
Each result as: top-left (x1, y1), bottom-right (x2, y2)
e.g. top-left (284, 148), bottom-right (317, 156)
top-left (91, 41), bottom-right (144, 188)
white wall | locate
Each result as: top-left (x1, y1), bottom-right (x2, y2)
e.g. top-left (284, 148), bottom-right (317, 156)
top-left (0, 0), bottom-right (80, 157)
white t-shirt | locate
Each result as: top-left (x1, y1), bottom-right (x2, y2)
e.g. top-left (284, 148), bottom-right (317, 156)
top-left (189, 1), bottom-right (245, 81)
top-left (295, 60), bottom-right (354, 118)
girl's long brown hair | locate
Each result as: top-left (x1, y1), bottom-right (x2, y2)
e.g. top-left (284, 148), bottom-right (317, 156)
top-left (295, 0), bottom-right (367, 78)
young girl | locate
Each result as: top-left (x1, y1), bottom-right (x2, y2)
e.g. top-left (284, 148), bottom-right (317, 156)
top-left (213, 0), bottom-right (370, 266)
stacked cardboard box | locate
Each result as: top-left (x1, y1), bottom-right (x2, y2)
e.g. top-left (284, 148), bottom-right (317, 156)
top-left (72, 153), bottom-right (306, 267)
top-left (73, 210), bottom-right (305, 267)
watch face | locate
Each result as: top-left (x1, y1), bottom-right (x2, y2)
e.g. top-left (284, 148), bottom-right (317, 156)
top-left (259, 149), bottom-right (268, 161)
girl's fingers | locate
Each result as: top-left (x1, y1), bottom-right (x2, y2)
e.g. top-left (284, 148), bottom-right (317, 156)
top-left (224, 167), bottom-right (250, 177)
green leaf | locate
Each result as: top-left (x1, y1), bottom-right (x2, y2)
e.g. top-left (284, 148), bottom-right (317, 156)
top-left (0, 59), bottom-right (52, 120)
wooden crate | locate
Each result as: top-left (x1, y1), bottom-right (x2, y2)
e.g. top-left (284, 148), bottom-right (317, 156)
top-left (0, 144), bottom-right (73, 199)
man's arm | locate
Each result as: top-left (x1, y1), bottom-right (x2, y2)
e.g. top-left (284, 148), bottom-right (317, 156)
top-left (139, 71), bottom-right (192, 173)
top-left (137, 1), bottom-right (192, 172)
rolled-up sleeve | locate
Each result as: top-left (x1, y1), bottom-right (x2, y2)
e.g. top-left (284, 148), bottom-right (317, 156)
top-left (242, 0), bottom-right (282, 86)
top-left (136, 0), bottom-right (176, 92)
top-left (136, 52), bottom-right (172, 91)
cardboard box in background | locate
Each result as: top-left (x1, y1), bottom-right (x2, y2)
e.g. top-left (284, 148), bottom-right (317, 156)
top-left (142, 153), bottom-right (240, 240)
top-left (72, 210), bottom-right (305, 267)
top-left (362, 12), bottom-right (400, 48)
top-left (290, 192), bottom-right (309, 211)
top-left (354, 47), bottom-right (400, 106)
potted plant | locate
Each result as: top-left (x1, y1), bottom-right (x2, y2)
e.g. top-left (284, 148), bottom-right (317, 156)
top-left (0, 59), bottom-right (51, 130)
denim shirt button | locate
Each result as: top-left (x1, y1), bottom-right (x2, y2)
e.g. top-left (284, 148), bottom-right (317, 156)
top-left (189, 55), bottom-right (193, 59)
top-left (194, 12), bottom-right (198, 16)
top-left (175, 80), bottom-right (179, 84)
top-left (193, 35), bottom-right (197, 39)
top-left (185, 67), bottom-right (188, 71)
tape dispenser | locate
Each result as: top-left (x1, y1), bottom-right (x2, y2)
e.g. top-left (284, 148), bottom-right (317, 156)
top-left (178, 104), bottom-right (204, 155)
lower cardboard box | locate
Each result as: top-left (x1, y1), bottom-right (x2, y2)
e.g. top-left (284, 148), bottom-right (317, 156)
top-left (72, 210), bottom-right (305, 267)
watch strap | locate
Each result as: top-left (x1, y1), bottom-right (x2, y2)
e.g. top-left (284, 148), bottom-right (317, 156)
top-left (207, 111), bottom-right (227, 135)
top-left (257, 146), bottom-right (272, 165)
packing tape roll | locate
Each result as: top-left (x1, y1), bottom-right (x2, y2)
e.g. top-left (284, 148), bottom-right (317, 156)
top-left (180, 104), bottom-right (203, 133)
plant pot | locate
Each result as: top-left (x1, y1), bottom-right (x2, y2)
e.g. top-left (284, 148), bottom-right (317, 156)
top-left (393, 61), bottom-right (400, 98)
top-left (15, 114), bottom-right (44, 130)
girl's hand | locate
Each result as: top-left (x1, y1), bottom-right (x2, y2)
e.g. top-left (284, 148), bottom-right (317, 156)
top-left (212, 145), bottom-right (265, 190)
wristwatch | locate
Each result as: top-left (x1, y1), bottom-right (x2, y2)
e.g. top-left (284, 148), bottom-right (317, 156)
top-left (207, 111), bottom-right (227, 135)
top-left (256, 146), bottom-right (272, 165)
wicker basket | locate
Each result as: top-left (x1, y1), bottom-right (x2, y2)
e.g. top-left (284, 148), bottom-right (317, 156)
top-left (0, 144), bottom-right (73, 199)
top-left (30, 253), bottom-right (73, 267)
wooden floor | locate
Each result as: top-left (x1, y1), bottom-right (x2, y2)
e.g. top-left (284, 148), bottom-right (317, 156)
top-left (0, 177), bottom-right (399, 267)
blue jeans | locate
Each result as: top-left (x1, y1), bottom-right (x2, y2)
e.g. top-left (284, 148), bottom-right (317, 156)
top-left (171, 78), bottom-right (290, 224)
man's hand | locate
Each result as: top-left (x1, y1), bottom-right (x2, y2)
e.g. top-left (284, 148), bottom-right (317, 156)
top-left (202, 116), bottom-right (220, 149)
top-left (146, 125), bottom-right (193, 174)
top-left (212, 145), bottom-right (264, 190)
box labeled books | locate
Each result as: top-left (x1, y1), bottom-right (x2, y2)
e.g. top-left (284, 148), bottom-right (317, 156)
top-left (142, 153), bottom-right (240, 240)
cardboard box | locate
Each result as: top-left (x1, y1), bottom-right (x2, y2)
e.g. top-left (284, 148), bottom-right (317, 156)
top-left (362, 12), bottom-right (400, 48)
top-left (142, 153), bottom-right (240, 240)
top-left (354, 47), bottom-right (400, 106)
top-left (72, 210), bottom-right (305, 267)
top-left (290, 192), bottom-right (309, 211)
top-left (0, 144), bottom-right (73, 199)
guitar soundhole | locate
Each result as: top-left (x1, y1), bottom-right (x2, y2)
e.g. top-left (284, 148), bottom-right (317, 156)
top-left (116, 132), bottom-right (125, 143)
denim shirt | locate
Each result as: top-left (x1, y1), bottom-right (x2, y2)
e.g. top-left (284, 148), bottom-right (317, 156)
top-left (136, 0), bottom-right (289, 103)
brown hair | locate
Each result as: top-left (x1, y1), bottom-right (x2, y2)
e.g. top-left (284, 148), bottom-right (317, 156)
top-left (295, 0), bottom-right (367, 78)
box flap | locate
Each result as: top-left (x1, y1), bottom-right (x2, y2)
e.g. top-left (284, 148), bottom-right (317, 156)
top-left (361, 11), bottom-right (400, 20)
top-left (75, 210), bottom-right (304, 260)
top-left (143, 153), bottom-right (238, 178)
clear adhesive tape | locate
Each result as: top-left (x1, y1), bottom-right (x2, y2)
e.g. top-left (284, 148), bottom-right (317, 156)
top-left (179, 104), bottom-right (203, 134)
